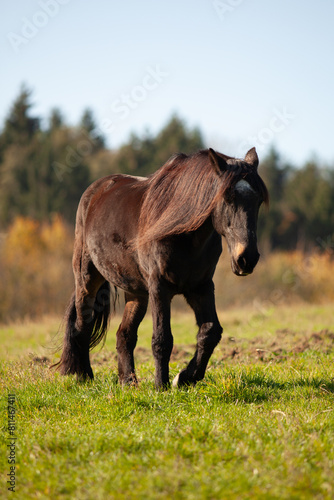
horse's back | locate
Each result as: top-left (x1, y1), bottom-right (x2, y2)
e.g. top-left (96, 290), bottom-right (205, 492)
top-left (77, 174), bottom-right (147, 222)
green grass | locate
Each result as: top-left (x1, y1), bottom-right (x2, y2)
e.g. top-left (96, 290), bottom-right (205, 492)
top-left (1, 303), bottom-right (334, 499)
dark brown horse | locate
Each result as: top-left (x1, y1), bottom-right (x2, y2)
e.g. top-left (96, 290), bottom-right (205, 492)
top-left (54, 147), bottom-right (268, 388)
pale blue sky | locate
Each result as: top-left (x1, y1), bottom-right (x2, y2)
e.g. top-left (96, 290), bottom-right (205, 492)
top-left (1, 0), bottom-right (334, 165)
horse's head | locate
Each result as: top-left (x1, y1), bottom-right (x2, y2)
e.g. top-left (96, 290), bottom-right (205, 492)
top-left (209, 147), bottom-right (268, 276)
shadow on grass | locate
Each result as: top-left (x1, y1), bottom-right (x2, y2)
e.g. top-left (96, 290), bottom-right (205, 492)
top-left (201, 371), bottom-right (334, 404)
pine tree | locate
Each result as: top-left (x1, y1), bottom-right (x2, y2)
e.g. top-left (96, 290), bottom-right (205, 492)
top-left (0, 84), bottom-right (39, 147)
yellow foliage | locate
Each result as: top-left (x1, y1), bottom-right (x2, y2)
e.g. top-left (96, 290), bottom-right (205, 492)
top-left (0, 216), bottom-right (74, 321)
top-left (0, 217), bottom-right (334, 322)
top-left (209, 249), bottom-right (334, 310)
top-left (5, 217), bottom-right (44, 262)
top-left (41, 215), bottom-right (72, 253)
top-left (4, 215), bottom-right (72, 262)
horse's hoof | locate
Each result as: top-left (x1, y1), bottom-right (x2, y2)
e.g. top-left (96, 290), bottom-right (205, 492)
top-left (172, 373), bottom-right (180, 388)
top-left (77, 370), bottom-right (94, 383)
top-left (120, 374), bottom-right (138, 387)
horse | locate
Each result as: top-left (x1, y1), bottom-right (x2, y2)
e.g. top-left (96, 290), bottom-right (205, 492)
top-left (53, 147), bottom-right (268, 388)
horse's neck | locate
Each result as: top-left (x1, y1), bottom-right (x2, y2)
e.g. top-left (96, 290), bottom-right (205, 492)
top-left (191, 217), bottom-right (219, 249)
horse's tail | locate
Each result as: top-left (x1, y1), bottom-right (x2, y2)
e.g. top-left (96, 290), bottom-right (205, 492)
top-left (89, 281), bottom-right (117, 350)
top-left (51, 281), bottom-right (118, 377)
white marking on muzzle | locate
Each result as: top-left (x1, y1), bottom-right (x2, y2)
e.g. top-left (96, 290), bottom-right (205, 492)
top-left (235, 241), bottom-right (247, 258)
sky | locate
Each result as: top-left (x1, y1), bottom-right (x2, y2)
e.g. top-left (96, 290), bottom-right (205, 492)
top-left (1, 0), bottom-right (334, 166)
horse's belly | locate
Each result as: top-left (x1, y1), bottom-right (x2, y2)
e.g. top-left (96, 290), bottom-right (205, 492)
top-left (89, 241), bottom-right (148, 295)
top-left (103, 264), bottom-right (147, 296)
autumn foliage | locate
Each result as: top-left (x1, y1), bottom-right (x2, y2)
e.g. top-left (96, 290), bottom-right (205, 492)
top-left (0, 216), bottom-right (73, 321)
top-left (1, 215), bottom-right (334, 323)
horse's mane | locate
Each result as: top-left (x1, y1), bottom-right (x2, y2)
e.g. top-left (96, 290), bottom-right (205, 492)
top-left (137, 149), bottom-right (268, 245)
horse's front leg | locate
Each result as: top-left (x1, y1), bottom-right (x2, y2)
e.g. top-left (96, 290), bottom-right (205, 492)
top-left (149, 277), bottom-right (173, 389)
top-left (173, 281), bottom-right (222, 387)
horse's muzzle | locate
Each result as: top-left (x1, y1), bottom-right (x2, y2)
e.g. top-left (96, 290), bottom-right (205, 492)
top-left (231, 247), bottom-right (260, 276)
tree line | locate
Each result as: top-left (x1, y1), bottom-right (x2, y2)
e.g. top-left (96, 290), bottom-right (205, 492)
top-left (1, 85), bottom-right (333, 252)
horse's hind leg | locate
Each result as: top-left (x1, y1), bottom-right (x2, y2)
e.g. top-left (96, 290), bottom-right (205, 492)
top-left (58, 252), bottom-right (106, 381)
top-left (173, 281), bottom-right (222, 387)
top-left (116, 292), bottom-right (148, 385)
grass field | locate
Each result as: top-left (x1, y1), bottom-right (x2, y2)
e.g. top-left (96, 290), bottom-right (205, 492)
top-left (1, 302), bottom-right (334, 499)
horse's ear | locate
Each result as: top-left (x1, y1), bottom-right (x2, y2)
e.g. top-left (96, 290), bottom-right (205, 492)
top-left (244, 147), bottom-right (259, 170)
top-left (208, 148), bottom-right (227, 175)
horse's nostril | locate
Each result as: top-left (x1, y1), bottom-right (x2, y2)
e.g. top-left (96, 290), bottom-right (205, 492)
top-left (237, 254), bottom-right (247, 270)
top-left (235, 250), bottom-right (260, 275)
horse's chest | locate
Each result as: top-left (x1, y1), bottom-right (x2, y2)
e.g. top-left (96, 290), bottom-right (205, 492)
top-left (152, 234), bottom-right (222, 291)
